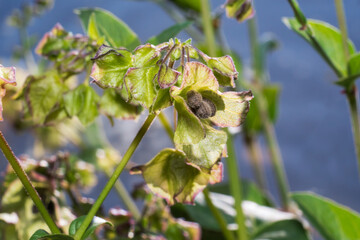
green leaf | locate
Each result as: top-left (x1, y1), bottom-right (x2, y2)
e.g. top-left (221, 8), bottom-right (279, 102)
top-left (292, 192), bottom-right (360, 240)
top-left (283, 18), bottom-right (356, 77)
top-left (131, 148), bottom-right (210, 205)
top-left (209, 90), bottom-right (253, 127)
top-left (124, 66), bottom-right (159, 109)
top-left (173, 96), bottom-right (205, 145)
top-left (251, 219), bottom-right (310, 240)
top-left (87, 13), bottom-right (104, 45)
top-left (90, 45), bottom-right (132, 89)
top-left (180, 124), bottom-right (227, 171)
top-left (75, 8), bottom-right (141, 50)
top-left (225, 0), bottom-right (255, 23)
top-left (30, 229), bottom-right (50, 240)
top-left (151, 88), bottom-right (173, 113)
top-left (63, 84), bottom-right (100, 126)
top-left (69, 215), bottom-right (111, 240)
top-left (24, 73), bottom-right (64, 124)
top-left (206, 55), bottom-right (238, 87)
top-left (337, 53), bottom-right (360, 87)
top-left (133, 44), bottom-right (160, 68)
top-left (147, 21), bottom-right (193, 45)
top-left (157, 64), bottom-right (181, 88)
top-left (100, 88), bottom-right (142, 120)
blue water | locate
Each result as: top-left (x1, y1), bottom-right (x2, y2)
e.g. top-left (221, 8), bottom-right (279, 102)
top-left (0, 0), bottom-right (360, 222)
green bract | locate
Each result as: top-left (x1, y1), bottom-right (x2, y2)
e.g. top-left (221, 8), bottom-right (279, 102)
top-left (224, 0), bottom-right (255, 23)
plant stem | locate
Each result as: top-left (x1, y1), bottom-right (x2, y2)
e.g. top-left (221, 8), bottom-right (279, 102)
top-left (247, 17), bottom-right (290, 210)
top-left (158, 112), bottom-right (174, 140)
top-left (103, 170), bottom-right (141, 221)
top-left (333, 0), bottom-right (360, 175)
top-left (0, 131), bottom-right (60, 234)
top-left (243, 133), bottom-right (266, 190)
top-left (334, 0), bottom-right (349, 61)
top-left (200, 0), bottom-right (217, 56)
top-left (345, 88), bottom-right (360, 175)
top-left (226, 131), bottom-right (248, 240)
top-left (203, 188), bottom-right (236, 240)
top-left (74, 114), bottom-right (157, 240)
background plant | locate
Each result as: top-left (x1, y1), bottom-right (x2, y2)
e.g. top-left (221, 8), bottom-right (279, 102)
top-left (1, 0), bottom-right (360, 240)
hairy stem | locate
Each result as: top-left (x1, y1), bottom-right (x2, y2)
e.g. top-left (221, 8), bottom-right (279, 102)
top-left (226, 132), bottom-right (248, 240)
top-left (74, 114), bottom-right (157, 240)
top-left (200, 0), bottom-right (216, 56)
top-left (104, 170), bottom-right (141, 221)
top-left (203, 188), bottom-right (236, 240)
top-left (0, 131), bottom-right (60, 234)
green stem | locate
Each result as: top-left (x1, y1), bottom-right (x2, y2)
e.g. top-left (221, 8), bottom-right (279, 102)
top-left (247, 16), bottom-right (290, 210)
top-left (346, 87), bottom-right (360, 176)
top-left (334, 0), bottom-right (349, 61)
top-left (243, 133), bottom-right (266, 190)
top-left (158, 112), bottom-right (174, 141)
top-left (203, 188), bottom-right (236, 240)
top-left (334, 0), bottom-right (360, 175)
top-left (104, 170), bottom-right (141, 221)
top-left (0, 131), bottom-right (60, 234)
top-left (74, 114), bottom-right (157, 240)
top-left (226, 131), bottom-right (248, 240)
top-left (200, 0), bottom-right (217, 56)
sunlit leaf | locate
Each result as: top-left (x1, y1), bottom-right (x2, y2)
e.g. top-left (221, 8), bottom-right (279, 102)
top-left (180, 124), bottom-right (227, 171)
top-left (210, 90), bottom-right (253, 127)
top-left (90, 45), bottom-right (132, 89)
top-left (75, 8), bottom-right (141, 50)
top-left (173, 96), bottom-right (205, 145)
top-left (124, 65), bottom-right (159, 109)
top-left (157, 64), bottom-right (181, 88)
top-left (292, 192), bottom-right (360, 240)
top-left (202, 55), bottom-right (238, 87)
top-left (133, 44), bottom-right (160, 68)
top-left (131, 148), bottom-right (211, 205)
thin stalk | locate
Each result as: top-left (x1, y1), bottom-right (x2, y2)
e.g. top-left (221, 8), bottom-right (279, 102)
top-left (243, 133), bottom-right (266, 190)
top-left (104, 170), bottom-right (141, 221)
top-left (226, 131), bottom-right (248, 240)
top-left (333, 0), bottom-right (360, 175)
top-left (0, 131), bottom-right (60, 234)
top-left (334, 0), bottom-right (349, 61)
top-left (247, 17), bottom-right (290, 209)
top-left (158, 112), bottom-right (174, 140)
top-left (200, 0), bottom-right (217, 56)
top-left (203, 188), bottom-right (236, 240)
top-left (74, 114), bottom-right (157, 240)
top-left (346, 88), bottom-right (360, 175)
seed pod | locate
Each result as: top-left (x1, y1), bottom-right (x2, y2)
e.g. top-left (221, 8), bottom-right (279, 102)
top-left (203, 98), bottom-right (216, 117)
top-left (186, 90), bottom-right (202, 110)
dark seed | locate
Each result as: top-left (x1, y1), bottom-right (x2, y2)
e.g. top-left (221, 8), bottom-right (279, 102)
top-left (186, 90), bottom-right (202, 110)
top-left (195, 101), bottom-right (212, 119)
top-left (203, 98), bottom-right (216, 117)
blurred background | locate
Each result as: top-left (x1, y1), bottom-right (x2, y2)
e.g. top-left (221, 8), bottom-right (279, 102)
top-left (0, 0), bottom-right (360, 214)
